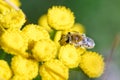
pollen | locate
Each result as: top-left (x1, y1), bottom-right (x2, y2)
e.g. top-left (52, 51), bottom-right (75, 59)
top-left (47, 6), bottom-right (75, 30)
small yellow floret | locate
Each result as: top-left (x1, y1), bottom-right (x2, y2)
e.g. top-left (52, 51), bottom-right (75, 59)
top-left (79, 51), bottom-right (105, 78)
top-left (38, 14), bottom-right (53, 32)
top-left (0, 9), bottom-right (26, 29)
top-left (0, 60), bottom-right (12, 80)
top-left (47, 6), bottom-right (75, 30)
top-left (0, 28), bottom-right (28, 57)
top-left (39, 59), bottom-right (69, 80)
top-left (11, 56), bottom-right (39, 79)
top-left (58, 44), bottom-right (79, 68)
top-left (32, 39), bottom-right (57, 62)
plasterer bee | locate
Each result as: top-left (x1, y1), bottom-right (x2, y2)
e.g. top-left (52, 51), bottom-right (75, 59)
top-left (59, 32), bottom-right (95, 49)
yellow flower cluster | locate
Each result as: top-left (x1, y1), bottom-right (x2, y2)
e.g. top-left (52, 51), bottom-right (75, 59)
top-left (38, 6), bottom-right (105, 79)
top-left (0, 1), bottom-right (104, 80)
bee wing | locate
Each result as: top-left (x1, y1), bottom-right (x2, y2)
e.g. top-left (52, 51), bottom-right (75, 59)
top-left (80, 37), bottom-right (95, 49)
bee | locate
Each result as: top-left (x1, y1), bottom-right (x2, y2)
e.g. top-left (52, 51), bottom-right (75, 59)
top-left (59, 32), bottom-right (95, 49)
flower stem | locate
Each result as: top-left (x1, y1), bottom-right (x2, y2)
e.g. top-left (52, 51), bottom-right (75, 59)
top-left (102, 33), bottom-right (120, 80)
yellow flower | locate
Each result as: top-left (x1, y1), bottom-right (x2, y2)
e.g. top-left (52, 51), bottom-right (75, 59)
top-left (79, 51), bottom-right (105, 78)
top-left (10, 0), bottom-right (21, 7)
top-left (0, 28), bottom-right (28, 57)
top-left (47, 6), bottom-right (75, 30)
top-left (0, 60), bottom-right (12, 80)
top-left (22, 24), bottom-right (50, 42)
top-left (61, 23), bottom-right (85, 34)
top-left (11, 56), bottom-right (39, 79)
top-left (39, 59), bottom-right (69, 80)
top-left (38, 14), bottom-right (53, 32)
top-left (70, 23), bottom-right (85, 33)
top-left (58, 44), bottom-right (79, 68)
top-left (22, 24), bottom-right (50, 49)
top-left (0, 9), bottom-right (26, 29)
top-left (32, 39), bottom-right (57, 62)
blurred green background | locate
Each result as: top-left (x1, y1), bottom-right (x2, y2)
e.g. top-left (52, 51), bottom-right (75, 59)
top-left (20, 0), bottom-right (120, 80)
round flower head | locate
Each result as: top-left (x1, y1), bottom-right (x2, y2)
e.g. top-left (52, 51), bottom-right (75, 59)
top-left (79, 51), bottom-right (105, 78)
top-left (61, 23), bottom-right (85, 35)
top-left (38, 14), bottom-right (53, 32)
top-left (11, 56), bottom-right (39, 79)
top-left (0, 60), bottom-right (12, 80)
top-left (22, 24), bottom-right (50, 42)
top-left (0, 28), bottom-right (28, 57)
top-left (58, 44), bottom-right (80, 68)
top-left (47, 6), bottom-right (75, 30)
top-left (39, 59), bottom-right (69, 80)
top-left (70, 23), bottom-right (85, 33)
top-left (32, 39), bottom-right (57, 62)
top-left (22, 24), bottom-right (50, 49)
top-left (0, 9), bottom-right (26, 29)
